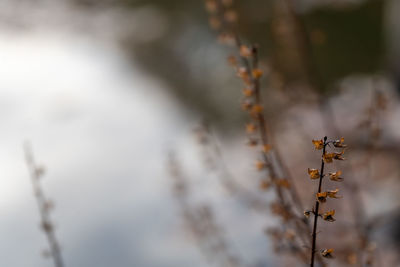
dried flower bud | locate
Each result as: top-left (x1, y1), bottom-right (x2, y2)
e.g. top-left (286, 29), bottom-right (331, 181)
top-left (321, 248), bottom-right (334, 258)
top-left (239, 45), bottom-right (252, 58)
top-left (312, 139), bottom-right (324, 150)
top-left (237, 67), bottom-right (252, 85)
top-left (256, 160), bottom-right (265, 170)
top-left (259, 180), bottom-right (271, 190)
top-left (275, 179), bottom-right (290, 188)
top-left (308, 168), bottom-right (320, 179)
top-left (205, 0), bottom-right (218, 13)
top-left (217, 33), bottom-right (235, 45)
top-left (227, 55), bottom-right (237, 67)
top-left (241, 100), bottom-right (252, 111)
top-left (224, 10), bottom-right (237, 23)
top-left (333, 150), bottom-right (346, 161)
top-left (316, 192), bottom-right (327, 203)
top-left (333, 137), bottom-right (347, 148)
top-left (262, 144), bottom-right (272, 153)
top-left (304, 210), bottom-right (312, 218)
top-left (252, 68), bottom-right (263, 79)
top-left (250, 104), bottom-right (263, 116)
top-left (242, 88), bottom-right (254, 97)
top-left (327, 189), bottom-right (341, 199)
top-left (247, 138), bottom-right (258, 147)
top-left (208, 17), bottom-right (221, 30)
top-left (322, 210), bottom-right (336, 222)
top-left (323, 152), bottom-right (334, 163)
top-left (329, 171), bottom-right (343, 182)
top-left (237, 67), bottom-right (248, 79)
top-left (323, 151), bottom-right (345, 163)
top-left (245, 123), bottom-right (256, 133)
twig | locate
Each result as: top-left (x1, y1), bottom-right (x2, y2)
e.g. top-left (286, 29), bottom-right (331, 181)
top-left (308, 137), bottom-right (346, 266)
top-left (24, 143), bottom-right (65, 267)
top-left (168, 153), bottom-right (243, 267)
top-left (310, 136), bottom-right (327, 267)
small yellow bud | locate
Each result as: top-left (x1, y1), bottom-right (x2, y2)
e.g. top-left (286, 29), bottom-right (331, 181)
top-left (307, 168), bottom-right (320, 179)
top-left (252, 68), bottom-right (263, 79)
top-left (256, 160), bottom-right (265, 170)
top-left (239, 45), bottom-right (252, 58)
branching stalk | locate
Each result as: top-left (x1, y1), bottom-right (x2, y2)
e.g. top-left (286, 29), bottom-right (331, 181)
top-left (310, 136), bottom-right (327, 267)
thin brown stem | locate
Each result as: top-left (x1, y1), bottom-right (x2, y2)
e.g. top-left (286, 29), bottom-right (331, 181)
top-left (310, 136), bottom-right (327, 267)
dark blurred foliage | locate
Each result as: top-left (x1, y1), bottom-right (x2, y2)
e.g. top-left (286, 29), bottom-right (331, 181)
top-left (69, 0), bottom-right (386, 129)
top-left (305, 0), bottom-right (384, 87)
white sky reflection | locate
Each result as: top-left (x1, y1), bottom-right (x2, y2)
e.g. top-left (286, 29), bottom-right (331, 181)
top-left (0, 32), bottom-right (204, 267)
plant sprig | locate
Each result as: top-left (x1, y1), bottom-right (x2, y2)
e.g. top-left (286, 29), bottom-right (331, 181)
top-left (308, 136), bottom-right (347, 267)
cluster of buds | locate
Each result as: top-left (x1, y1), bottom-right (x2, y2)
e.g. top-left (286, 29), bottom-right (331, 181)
top-left (205, 2), bottom-right (271, 192)
top-left (204, 0), bottom-right (266, 149)
top-left (236, 52), bottom-right (264, 115)
top-left (306, 137), bottom-right (347, 265)
top-left (233, 45), bottom-right (269, 178)
top-left (204, 0), bottom-right (237, 45)
top-left (234, 45), bottom-right (271, 191)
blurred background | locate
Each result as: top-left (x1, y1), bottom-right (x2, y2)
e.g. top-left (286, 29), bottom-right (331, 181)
top-left (0, 0), bottom-right (399, 266)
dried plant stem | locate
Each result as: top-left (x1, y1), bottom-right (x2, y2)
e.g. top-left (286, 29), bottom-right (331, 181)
top-left (281, 2), bottom-right (375, 264)
top-left (233, 37), bottom-right (316, 262)
top-left (235, 38), bottom-right (312, 253)
top-left (207, 1), bottom-right (323, 263)
top-left (235, 36), bottom-right (306, 218)
top-left (195, 123), bottom-right (270, 212)
top-left (206, 1), bottom-right (328, 264)
top-left (24, 144), bottom-right (64, 267)
top-left (310, 136), bottom-right (327, 267)
top-left (168, 154), bottom-right (242, 267)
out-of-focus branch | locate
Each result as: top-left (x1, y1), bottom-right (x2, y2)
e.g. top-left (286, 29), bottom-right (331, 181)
top-left (194, 122), bottom-right (269, 212)
top-left (205, 1), bottom-right (321, 264)
top-left (168, 153), bottom-right (243, 267)
top-left (24, 143), bottom-right (65, 267)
